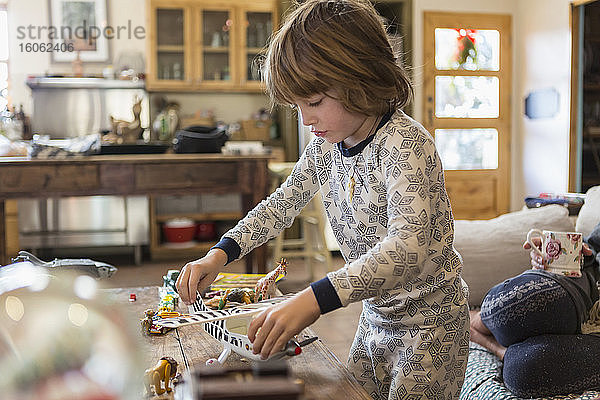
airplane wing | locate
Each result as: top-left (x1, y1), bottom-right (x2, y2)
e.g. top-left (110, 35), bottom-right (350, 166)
top-left (156, 293), bottom-right (293, 329)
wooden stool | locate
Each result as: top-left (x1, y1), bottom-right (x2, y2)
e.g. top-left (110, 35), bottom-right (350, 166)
top-left (268, 162), bottom-right (333, 281)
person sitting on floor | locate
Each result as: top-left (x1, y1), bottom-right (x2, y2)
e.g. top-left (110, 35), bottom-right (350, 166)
top-left (470, 222), bottom-right (600, 398)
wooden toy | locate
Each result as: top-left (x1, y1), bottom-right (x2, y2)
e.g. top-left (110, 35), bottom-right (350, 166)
top-left (140, 309), bottom-right (172, 336)
top-left (255, 258), bottom-right (288, 301)
top-left (144, 356), bottom-right (178, 396)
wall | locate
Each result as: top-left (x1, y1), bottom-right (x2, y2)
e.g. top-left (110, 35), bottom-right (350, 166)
top-left (8, 0), bottom-right (147, 113)
top-left (512, 0), bottom-right (573, 205)
top-left (6, 0), bottom-right (268, 125)
top-left (411, 0), bottom-right (574, 211)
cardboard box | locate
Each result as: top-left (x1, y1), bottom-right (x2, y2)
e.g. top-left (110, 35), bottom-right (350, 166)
top-left (241, 119), bottom-right (271, 141)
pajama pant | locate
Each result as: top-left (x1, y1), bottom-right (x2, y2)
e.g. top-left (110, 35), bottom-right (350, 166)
top-left (348, 300), bottom-right (470, 400)
top-left (481, 272), bottom-right (600, 398)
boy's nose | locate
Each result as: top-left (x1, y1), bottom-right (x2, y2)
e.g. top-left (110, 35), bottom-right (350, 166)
top-left (299, 109), bottom-right (316, 126)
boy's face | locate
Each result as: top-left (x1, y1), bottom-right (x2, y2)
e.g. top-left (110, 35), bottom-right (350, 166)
top-left (294, 91), bottom-right (370, 148)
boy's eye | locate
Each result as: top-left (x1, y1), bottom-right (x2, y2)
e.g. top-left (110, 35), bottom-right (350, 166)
top-left (308, 98), bottom-right (323, 107)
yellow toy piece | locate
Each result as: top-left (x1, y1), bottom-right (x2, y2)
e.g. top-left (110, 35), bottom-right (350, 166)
top-left (144, 356), bottom-right (178, 396)
top-left (157, 310), bottom-right (182, 319)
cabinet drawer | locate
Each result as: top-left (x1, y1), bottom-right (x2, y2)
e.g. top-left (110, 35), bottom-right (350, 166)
top-left (135, 163), bottom-right (239, 190)
top-left (0, 165), bottom-right (99, 194)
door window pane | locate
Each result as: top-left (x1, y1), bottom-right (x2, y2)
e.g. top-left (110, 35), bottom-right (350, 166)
top-left (435, 128), bottom-right (498, 170)
top-left (435, 76), bottom-right (499, 118)
top-left (435, 28), bottom-right (499, 71)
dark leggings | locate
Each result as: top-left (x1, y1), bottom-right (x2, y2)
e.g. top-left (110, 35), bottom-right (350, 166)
top-left (480, 272), bottom-right (600, 398)
top-left (480, 272), bottom-right (579, 347)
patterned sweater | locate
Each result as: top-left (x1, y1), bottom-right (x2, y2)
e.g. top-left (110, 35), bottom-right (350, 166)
top-left (215, 109), bottom-right (466, 315)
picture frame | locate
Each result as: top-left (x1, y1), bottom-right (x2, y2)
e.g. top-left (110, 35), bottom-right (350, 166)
top-left (48, 0), bottom-right (109, 62)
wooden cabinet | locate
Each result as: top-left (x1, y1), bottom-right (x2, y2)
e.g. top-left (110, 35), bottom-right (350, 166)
top-left (146, 0), bottom-right (278, 92)
top-left (148, 196), bottom-right (242, 260)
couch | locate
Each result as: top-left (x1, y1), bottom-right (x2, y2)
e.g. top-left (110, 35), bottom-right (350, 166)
top-left (455, 185), bottom-right (600, 399)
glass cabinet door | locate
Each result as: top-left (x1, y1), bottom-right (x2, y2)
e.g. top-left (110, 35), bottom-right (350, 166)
top-left (156, 8), bottom-right (186, 82)
top-left (201, 10), bottom-right (233, 83)
top-left (244, 11), bottom-right (273, 83)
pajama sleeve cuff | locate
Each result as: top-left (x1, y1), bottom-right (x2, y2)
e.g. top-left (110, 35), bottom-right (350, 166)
top-left (310, 276), bottom-right (343, 314)
top-left (211, 237), bottom-right (241, 265)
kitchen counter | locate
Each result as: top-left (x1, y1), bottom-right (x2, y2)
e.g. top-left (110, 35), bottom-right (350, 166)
top-left (0, 154), bottom-right (271, 271)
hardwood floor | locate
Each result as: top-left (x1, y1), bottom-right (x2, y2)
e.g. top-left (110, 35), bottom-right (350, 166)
top-left (102, 253), bottom-right (361, 364)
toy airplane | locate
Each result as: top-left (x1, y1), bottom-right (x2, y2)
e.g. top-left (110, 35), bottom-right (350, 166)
top-left (11, 250), bottom-right (117, 279)
top-left (156, 292), bottom-right (318, 365)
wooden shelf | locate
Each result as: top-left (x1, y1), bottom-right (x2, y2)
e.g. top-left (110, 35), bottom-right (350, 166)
top-left (157, 45), bottom-right (185, 52)
top-left (246, 47), bottom-right (265, 54)
top-left (155, 212), bottom-right (242, 222)
top-left (203, 46), bottom-right (230, 53)
top-left (150, 241), bottom-right (218, 260)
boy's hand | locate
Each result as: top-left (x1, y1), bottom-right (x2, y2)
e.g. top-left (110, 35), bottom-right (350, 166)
top-left (176, 248), bottom-right (227, 305)
top-left (523, 238), bottom-right (593, 270)
top-left (248, 286), bottom-right (321, 360)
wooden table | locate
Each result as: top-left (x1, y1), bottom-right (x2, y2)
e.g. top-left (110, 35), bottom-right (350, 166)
top-left (112, 286), bottom-right (371, 400)
top-left (0, 154), bottom-right (270, 272)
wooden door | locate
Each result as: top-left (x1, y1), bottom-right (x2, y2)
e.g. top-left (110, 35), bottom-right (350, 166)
top-left (423, 12), bottom-right (512, 219)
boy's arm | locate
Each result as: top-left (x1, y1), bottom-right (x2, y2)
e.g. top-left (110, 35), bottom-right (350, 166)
top-left (215, 143), bottom-right (322, 264)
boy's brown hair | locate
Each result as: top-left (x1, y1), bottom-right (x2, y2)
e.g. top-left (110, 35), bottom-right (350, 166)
top-left (263, 0), bottom-right (413, 116)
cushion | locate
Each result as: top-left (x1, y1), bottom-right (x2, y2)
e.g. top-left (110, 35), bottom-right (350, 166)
top-left (576, 186), bottom-right (600, 237)
top-left (454, 205), bottom-right (574, 307)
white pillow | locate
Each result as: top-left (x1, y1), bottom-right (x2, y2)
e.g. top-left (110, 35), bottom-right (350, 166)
top-left (576, 186), bottom-right (600, 237)
top-left (454, 205), bottom-right (574, 307)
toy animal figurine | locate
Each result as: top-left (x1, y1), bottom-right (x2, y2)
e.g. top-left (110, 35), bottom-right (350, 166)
top-left (140, 308), bottom-right (174, 336)
top-left (255, 258), bottom-right (288, 301)
top-left (140, 309), bottom-right (156, 336)
top-left (109, 96), bottom-right (144, 143)
top-left (144, 356), bottom-right (178, 396)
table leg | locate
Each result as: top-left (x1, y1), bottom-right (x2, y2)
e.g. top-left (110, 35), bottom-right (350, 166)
top-left (0, 199), bottom-right (5, 266)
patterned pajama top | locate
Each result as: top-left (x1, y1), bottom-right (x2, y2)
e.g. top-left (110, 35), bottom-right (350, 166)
top-left (215, 109), bottom-right (470, 400)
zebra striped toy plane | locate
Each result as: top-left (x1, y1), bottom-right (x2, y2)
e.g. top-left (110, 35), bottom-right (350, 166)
top-left (156, 292), bottom-right (317, 364)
